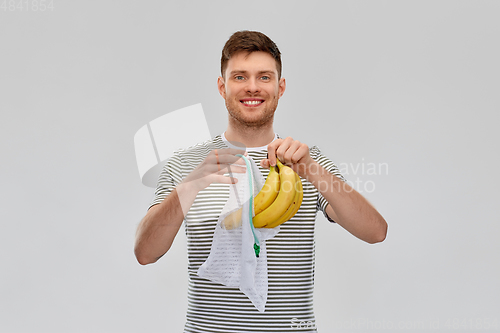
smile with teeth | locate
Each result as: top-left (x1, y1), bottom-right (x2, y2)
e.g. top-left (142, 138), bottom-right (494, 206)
top-left (241, 100), bottom-right (264, 106)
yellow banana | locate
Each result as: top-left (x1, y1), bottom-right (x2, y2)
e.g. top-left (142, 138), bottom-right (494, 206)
top-left (253, 166), bottom-right (280, 215)
top-left (222, 165), bottom-right (280, 229)
top-left (253, 160), bottom-right (297, 228)
top-left (287, 174), bottom-right (303, 220)
top-left (222, 207), bottom-right (242, 230)
top-left (264, 173), bottom-right (303, 228)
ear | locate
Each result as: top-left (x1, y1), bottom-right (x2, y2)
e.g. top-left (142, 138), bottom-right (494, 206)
top-left (217, 76), bottom-right (226, 99)
top-left (278, 77), bottom-right (286, 98)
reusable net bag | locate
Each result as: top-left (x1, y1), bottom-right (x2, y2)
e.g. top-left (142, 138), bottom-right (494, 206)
top-left (197, 154), bottom-right (279, 312)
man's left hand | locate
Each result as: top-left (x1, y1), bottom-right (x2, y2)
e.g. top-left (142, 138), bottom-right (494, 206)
top-left (261, 137), bottom-right (316, 180)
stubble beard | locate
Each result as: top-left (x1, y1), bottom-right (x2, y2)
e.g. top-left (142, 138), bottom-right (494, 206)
top-left (225, 96), bottom-right (279, 129)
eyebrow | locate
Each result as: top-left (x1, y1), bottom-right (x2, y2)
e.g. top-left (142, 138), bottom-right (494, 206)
top-left (229, 70), bottom-right (276, 76)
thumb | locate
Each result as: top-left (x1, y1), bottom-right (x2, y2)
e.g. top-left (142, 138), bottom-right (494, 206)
top-left (260, 159), bottom-right (271, 169)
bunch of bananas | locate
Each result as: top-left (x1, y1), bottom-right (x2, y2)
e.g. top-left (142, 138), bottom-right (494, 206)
top-left (222, 159), bottom-right (303, 229)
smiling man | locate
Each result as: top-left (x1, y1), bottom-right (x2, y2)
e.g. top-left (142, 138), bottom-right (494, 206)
top-left (219, 50), bottom-right (285, 137)
top-left (135, 30), bottom-right (387, 332)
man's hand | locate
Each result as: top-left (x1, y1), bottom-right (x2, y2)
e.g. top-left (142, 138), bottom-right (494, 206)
top-left (262, 136), bottom-right (387, 244)
top-left (261, 137), bottom-right (316, 180)
top-left (135, 148), bottom-right (247, 265)
top-left (182, 148), bottom-right (247, 192)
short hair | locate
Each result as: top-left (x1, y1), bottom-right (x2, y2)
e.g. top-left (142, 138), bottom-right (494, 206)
top-left (221, 30), bottom-right (282, 79)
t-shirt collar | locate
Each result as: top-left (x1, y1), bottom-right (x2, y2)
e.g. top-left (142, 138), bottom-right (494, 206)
top-left (221, 132), bottom-right (278, 152)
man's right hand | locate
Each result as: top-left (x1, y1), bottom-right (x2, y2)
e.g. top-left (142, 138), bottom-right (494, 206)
top-left (134, 148), bottom-right (247, 265)
top-left (181, 148), bottom-right (248, 192)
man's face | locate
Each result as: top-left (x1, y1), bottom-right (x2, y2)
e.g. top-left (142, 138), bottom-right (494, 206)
top-left (218, 51), bottom-right (286, 128)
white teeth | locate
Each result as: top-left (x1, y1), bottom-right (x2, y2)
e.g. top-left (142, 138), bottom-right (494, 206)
top-left (242, 100), bottom-right (262, 105)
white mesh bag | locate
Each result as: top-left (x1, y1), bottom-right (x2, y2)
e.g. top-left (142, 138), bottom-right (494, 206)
top-left (197, 154), bottom-right (279, 312)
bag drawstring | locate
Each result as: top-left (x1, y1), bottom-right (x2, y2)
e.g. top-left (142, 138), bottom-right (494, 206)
top-left (236, 154), bottom-right (260, 258)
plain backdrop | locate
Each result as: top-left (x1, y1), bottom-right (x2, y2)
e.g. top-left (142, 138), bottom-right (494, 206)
top-left (1, 1), bottom-right (499, 332)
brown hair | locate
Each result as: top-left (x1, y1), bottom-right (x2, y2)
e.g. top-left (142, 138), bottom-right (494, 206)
top-left (221, 30), bottom-right (282, 79)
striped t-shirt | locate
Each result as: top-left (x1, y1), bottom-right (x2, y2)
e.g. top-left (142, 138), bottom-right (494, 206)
top-left (150, 134), bottom-right (345, 332)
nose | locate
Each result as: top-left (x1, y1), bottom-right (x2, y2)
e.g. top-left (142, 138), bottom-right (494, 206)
top-left (245, 77), bottom-right (260, 94)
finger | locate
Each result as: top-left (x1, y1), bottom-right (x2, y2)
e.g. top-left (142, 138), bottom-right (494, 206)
top-left (260, 159), bottom-right (271, 169)
top-left (214, 149), bottom-right (221, 170)
top-left (211, 150), bottom-right (248, 166)
top-left (209, 165), bottom-right (246, 177)
top-left (266, 139), bottom-right (284, 167)
top-left (221, 164), bottom-right (247, 175)
top-left (212, 174), bottom-right (239, 185)
top-left (281, 140), bottom-right (300, 165)
top-left (291, 143), bottom-right (310, 164)
top-left (217, 154), bottom-right (248, 166)
top-left (206, 157), bottom-right (247, 174)
top-left (275, 137), bottom-right (293, 164)
top-left (211, 148), bottom-right (247, 157)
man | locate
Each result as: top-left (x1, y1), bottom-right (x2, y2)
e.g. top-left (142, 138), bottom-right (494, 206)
top-left (135, 30), bottom-right (387, 332)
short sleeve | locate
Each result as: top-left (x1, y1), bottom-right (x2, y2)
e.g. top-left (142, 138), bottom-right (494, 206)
top-left (309, 146), bottom-right (347, 223)
top-left (148, 152), bottom-right (184, 210)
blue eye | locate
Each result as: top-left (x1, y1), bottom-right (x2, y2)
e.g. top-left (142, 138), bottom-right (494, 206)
top-left (261, 76), bottom-right (270, 81)
top-left (235, 76), bottom-right (245, 80)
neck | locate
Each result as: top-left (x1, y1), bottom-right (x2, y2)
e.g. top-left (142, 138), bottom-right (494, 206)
top-left (224, 121), bottom-right (275, 149)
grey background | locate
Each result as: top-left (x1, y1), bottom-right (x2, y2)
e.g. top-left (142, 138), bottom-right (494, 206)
top-left (1, 1), bottom-right (499, 332)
